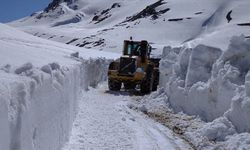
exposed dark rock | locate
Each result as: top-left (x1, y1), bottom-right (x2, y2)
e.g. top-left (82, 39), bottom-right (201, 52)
top-left (79, 41), bottom-right (92, 47)
top-left (237, 23), bottom-right (250, 26)
top-left (74, 38), bottom-right (105, 48)
top-left (152, 14), bottom-right (159, 20)
top-left (226, 10), bottom-right (232, 23)
top-left (44, 0), bottom-right (62, 12)
top-left (94, 15), bottom-right (111, 24)
top-left (111, 3), bottom-right (121, 8)
top-left (100, 28), bottom-right (114, 32)
top-left (48, 35), bottom-right (56, 39)
top-left (66, 38), bottom-right (79, 44)
top-left (124, 0), bottom-right (169, 22)
top-left (92, 15), bottom-right (99, 21)
top-left (195, 12), bottom-right (203, 15)
top-left (159, 8), bottom-right (170, 14)
top-left (168, 18), bottom-right (183, 21)
top-left (114, 23), bottom-right (127, 27)
top-left (93, 39), bottom-right (105, 47)
top-left (91, 3), bottom-right (121, 24)
top-left (44, 0), bottom-right (76, 12)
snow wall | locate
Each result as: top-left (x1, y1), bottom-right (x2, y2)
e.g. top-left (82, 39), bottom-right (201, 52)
top-left (160, 35), bottom-right (250, 133)
top-left (0, 58), bottom-right (110, 150)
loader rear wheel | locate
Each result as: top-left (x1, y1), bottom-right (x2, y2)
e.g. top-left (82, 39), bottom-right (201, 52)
top-left (108, 79), bottom-right (121, 91)
top-left (124, 83), bottom-right (136, 90)
top-left (140, 65), bottom-right (154, 94)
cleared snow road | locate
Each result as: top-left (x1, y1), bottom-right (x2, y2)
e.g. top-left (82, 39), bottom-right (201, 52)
top-left (62, 84), bottom-right (192, 150)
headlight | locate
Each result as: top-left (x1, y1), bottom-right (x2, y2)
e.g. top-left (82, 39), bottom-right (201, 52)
top-left (136, 68), bottom-right (144, 73)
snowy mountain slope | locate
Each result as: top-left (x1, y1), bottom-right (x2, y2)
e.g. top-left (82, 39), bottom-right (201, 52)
top-left (0, 23), bottom-right (117, 67)
top-left (0, 23), bottom-right (117, 150)
top-left (10, 0), bottom-right (250, 53)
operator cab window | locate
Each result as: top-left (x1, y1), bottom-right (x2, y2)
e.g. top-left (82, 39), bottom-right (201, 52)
top-left (127, 43), bottom-right (140, 56)
top-left (128, 43), bottom-right (138, 55)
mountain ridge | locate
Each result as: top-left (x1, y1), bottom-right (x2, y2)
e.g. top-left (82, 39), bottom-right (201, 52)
top-left (9, 0), bottom-right (250, 53)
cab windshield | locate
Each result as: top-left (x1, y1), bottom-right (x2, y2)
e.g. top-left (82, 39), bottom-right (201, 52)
top-left (126, 43), bottom-right (141, 56)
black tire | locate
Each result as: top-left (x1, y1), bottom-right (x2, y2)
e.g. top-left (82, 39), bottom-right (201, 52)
top-left (152, 70), bottom-right (159, 91)
top-left (108, 79), bottom-right (121, 91)
top-left (109, 61), bottom-right (119, 70)
top-left (140, 65), bottom-right (154, 94)
top-left (124, 83), bottom-right (136, 90)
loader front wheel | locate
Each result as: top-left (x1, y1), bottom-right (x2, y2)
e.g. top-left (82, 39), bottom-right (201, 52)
top-left (140, 65), bottom-right (154, 94)
top-left (152, 70), bottom-right (159, 91)
top-left (124, 83), bottom-right (136, 90)
top-left (108, 79), bottom-right (121, 91)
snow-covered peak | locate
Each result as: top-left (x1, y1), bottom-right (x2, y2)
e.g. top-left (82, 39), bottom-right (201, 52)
top-left (9, 0), bottom-right (250, 53)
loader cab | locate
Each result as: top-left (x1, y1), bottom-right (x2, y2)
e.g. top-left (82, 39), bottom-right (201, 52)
top-left (123, 40), bottom-right (151, 59)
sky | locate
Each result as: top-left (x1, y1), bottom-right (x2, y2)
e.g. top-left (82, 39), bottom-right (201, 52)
top-left (0, 0), bottom-right (52, 23)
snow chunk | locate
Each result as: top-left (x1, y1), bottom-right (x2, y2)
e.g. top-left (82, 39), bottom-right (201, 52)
top-left (226, 93), bottom-right (250, 132)
top-left (15, 62), bottom-right (33, 74)
top-left (137, 88), bottom-right (169, 114)
top-left (1, 64), bottom-right (11, 73)
top-left (224, 133), bottom-right (250, 149)
top-left (221, 35), bottom-right (250, 75)
top-left (70, 51), bottom-right (79, 58)
top-left (41, 64), bottom-right (52, 74)
top-left (49, 62), bottom-right (60, 70)
top-left (197, 117), bottom-right (236, 141)
top-left (185, 45), bottom-right (222, 87)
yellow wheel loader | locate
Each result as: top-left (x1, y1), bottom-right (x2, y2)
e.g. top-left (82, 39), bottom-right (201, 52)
top-left (108, 39), bottom-right (160, 94)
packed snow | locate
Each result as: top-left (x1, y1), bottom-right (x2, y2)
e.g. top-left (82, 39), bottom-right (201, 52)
top-left (62, 85), bottom-right (192, 150)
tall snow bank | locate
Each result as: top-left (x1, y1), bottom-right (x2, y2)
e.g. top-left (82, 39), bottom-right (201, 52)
top-left (0, 23), bottom-right (116, 150)
top-left (0, 64), bottom-right (81, 150)
top-left (0, 80), bottom-right (10, 150)
top-left (160, 35), bottom-right (250, 132)
top-left (0, 57), bottom-right (111, 150)
top-left (81, 58), bottom-right (111, 90)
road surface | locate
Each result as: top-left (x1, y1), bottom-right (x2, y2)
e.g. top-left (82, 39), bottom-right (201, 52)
top-left (62, 84), bottom-right (192, 150)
